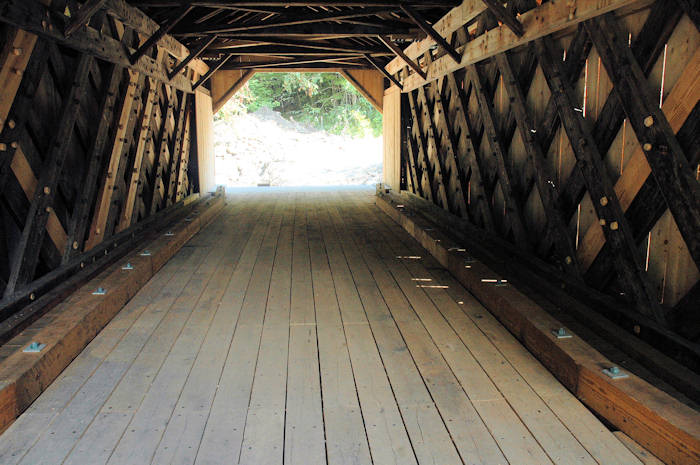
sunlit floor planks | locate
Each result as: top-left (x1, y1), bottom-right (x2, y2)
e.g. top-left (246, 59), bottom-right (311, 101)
top-left (0, 187), bottom-right (646, 465)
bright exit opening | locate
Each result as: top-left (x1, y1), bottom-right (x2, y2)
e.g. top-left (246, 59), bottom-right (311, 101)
top-left (213, 72), bottom-right (383, 187)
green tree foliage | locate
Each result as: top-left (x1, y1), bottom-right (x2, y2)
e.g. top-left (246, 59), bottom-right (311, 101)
top-left (231, 72), bottom-right (382, 137)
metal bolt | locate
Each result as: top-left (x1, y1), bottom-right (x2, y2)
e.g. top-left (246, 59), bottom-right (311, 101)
top-left (599, 197), bottom-right (608, 206)
top-left (610, 221), bottom-right (619, 231)
top-left (552, 327), bottom-right (572, 339)
top-left (565, 256), bottom-right (573, 265)
top-left (7, 119), bottom-right (15, 129)
top-left (643, 115), bottom-right (654, 127)
top-left (73, 241), bottom-right (78, 250)
top-left (43, 186), bottom-right (50, 195)
top-left (599, 218), bottom-right (606, 226)
top-left (602, 365), bottom-right (628, 379)
top-left (643, 142), bottom-right (652, 151)
top-left (12, 47), bottom-right (22, 56)
top-left (29, 292), bottom-right (35, 301)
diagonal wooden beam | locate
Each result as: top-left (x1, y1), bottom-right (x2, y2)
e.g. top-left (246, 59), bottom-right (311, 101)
top-left (162, 93), bottom-right (190, 209)
top-left (65, 0), bottom-right (107, 37)
top-left (363, 53), bottom-right (402, 89)
top-left (416, 86), bottom-right (451, 210)
top-left (468, 63), bottom-right (531, 250)
top-left (537, 2), bottom-right (680, 257)
top-left (85, 69), bottom-right (142, 250)
top-left (481, 0), bottom-right (524, 36)
top-left (400, 4), bottom-right (461, 63)
top-left (117, 77), bottom-right (159, 233)
top-left (535, 37), bottom-right (667, 325)
top-left (63, 63), bottom-right (123, 263)
top-left (130, 5), bottom-right (193, 64)
top-left (431, 79), bottom-right (469, 217)
top-left (496, 51), bottom-right (581, 276)
top-left (4, 54), bottom-right (93, 296)
top-left (193, 55), bottom-right (232, 90)
top-left (169, 35), bottom-right (217, 79)
top-left (378, 35), bottom-right (426, 79)
top-left (585, 14), bottom-right (700, 273)
top-left (406, 91), bottom-right (436, 203)
top-left (445, 72), bottom-right (496, 232)
top-left (148, 86), bottom-right (176, 215)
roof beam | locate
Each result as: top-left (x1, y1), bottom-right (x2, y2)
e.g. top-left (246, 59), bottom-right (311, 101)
top-left (364, 53), bottom-right (402, 89)
top-left (130, 5), bottom-right (194, 64)
top-left (378, 35), bottom-right (426, 79)
top-left (169, 35), bottom-right (218, 79)
top-left (177, 24), bottom-right (422, 38)
top-left (177, 7), bottom-right (396, 35)
top-left (400, 5), bottom-right (461, 63)
top-left (133, 1), bottom-right (460, 7)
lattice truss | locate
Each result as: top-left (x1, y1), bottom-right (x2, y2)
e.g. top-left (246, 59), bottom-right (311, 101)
top-left (0, 5), bottom-right (199, 299)
top-left (397, 2), bottom-right (699, 338)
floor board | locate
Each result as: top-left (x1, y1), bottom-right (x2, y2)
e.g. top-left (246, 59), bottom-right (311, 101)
top-left (0, 187), bottom-right (643, 465)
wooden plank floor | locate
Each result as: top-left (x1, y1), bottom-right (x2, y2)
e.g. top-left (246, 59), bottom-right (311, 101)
top-left (0, 187), bottom-right (647, 465)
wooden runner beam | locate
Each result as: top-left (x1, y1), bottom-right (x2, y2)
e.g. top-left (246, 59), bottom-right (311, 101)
top-left (4, 54), bottom-right (93, 296)
top-left (535, 38), bottom-right (667, 325)
top-left (376, 191), bottom-right (700, 465)
top-left (495, 52), bottom-right (581, 276)
top-left (585, 14), bottom-right (700, 272)
top-left (468, 63), bottom-right (530, 250)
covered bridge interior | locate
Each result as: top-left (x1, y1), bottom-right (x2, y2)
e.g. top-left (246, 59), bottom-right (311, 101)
top-left (0, 0), bottom-right (698, 464)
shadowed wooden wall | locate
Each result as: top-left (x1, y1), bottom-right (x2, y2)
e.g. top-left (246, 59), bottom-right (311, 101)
top-left (388, 1), bottom-right (699, 347)
top-left (0, 0), bottom-right (210, 329)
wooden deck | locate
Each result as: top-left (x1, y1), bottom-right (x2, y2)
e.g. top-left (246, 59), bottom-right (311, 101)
top-left (0, 188), bottom-right (649, 465)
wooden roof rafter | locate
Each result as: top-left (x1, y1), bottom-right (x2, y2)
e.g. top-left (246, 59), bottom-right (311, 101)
top-left (124, 1), bottom-right (459, 72)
